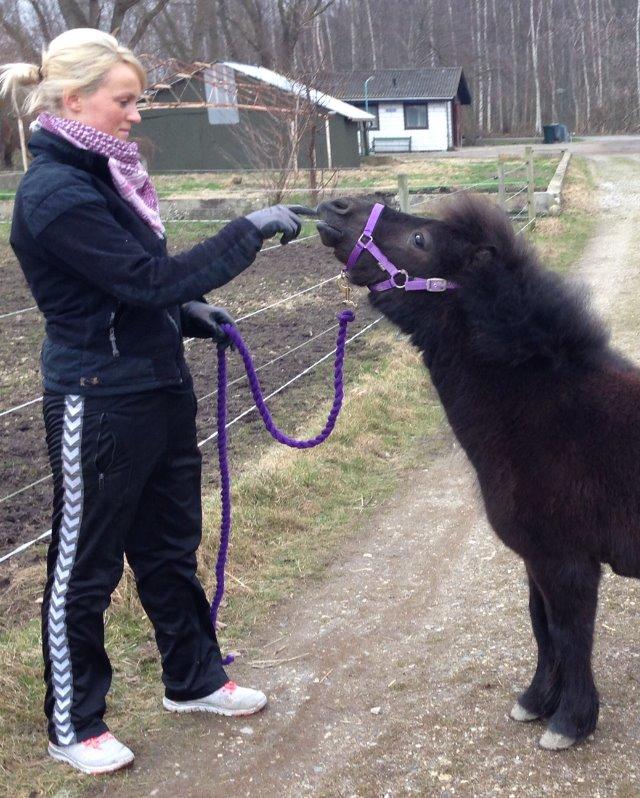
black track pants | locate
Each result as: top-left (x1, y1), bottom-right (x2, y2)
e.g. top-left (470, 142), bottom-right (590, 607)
top-left (41, 389), bottom-right (228, 745)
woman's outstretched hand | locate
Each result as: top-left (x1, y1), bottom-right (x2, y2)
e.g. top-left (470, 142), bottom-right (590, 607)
top-left (181, 301), bottom-right (235, 347)
top-left (245, 205), bottom-right (317, 245)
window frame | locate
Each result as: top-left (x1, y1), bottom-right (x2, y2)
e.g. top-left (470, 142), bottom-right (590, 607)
top-left (354, 101), bottom-right (380, 130)
top-left (403, 102), bottom-right (429, 130)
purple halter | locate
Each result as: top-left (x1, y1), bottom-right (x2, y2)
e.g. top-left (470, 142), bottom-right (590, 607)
top-left (344, 203), bottom-right (459, 293)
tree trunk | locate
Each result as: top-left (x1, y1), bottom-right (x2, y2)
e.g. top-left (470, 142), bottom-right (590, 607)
top-left (491, 0), bottom-right (504, 132)
top-left (427, 0), bottom-right (436, 67)
top-left (473, 0), bottom-right (483, 131)
top-left (529, 0), bottom-right (543, 134)
top-left (447, 0), bottom-right (456, 65)
top-left (572, 0), bottom-right (592, 132)
top-left (364, 0), bottom-right (378, 70)
top-left (594, 0), bottom-right (604, 108)
top-left (636, 0), bottom-right (640, 125)
top-left (510, 0), bottom-right (519, 132)
top-left (483, 0), bottom-right (492, 132)
top-left (323, 13), bottom-right (335, 70)
top-left (350, 1), bottom-right (357, 69)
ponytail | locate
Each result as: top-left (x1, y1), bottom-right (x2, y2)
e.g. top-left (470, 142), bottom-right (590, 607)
top-left (0, 62), bottom-right (41, 114)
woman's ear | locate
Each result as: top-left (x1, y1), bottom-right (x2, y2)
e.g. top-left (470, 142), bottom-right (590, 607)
top-left (61, 87), bottom-right (83, 115)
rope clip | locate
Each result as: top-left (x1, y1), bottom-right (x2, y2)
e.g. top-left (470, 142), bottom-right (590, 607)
top-left (339, 271), bottom-right (357, 308)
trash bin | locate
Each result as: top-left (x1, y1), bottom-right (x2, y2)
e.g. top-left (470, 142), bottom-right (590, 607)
top-left (543, 123), bottom-right (560, 144)
top-left (543, 123), bottom-right (571, 143)
top-left (557, 124), bottom-right (571, 143)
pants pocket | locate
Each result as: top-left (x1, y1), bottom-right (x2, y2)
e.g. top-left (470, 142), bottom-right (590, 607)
top-left (92, 412), bottom-right (131, 493)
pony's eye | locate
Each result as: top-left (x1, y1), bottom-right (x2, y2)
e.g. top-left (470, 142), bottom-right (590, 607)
top-left (413, 232), bottom-right (425, 248)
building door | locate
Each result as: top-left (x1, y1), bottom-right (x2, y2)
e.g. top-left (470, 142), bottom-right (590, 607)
top-left (452, 100), bottom-right (461, 148)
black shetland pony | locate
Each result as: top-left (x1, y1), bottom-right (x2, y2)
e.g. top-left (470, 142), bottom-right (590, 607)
top-left (317, 195), bottom-right (640, 751)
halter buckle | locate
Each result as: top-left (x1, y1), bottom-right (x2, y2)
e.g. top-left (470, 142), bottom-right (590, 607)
top-left (425, 278), bottom-right (448, 292)
top-left (357, 232), bottom-right (373, 247)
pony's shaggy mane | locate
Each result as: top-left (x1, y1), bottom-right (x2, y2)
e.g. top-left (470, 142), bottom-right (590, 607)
top-left (439, 195), bottom-right (609, 368)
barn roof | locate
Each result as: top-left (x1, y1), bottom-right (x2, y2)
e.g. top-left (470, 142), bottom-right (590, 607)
top-left (222, 62), bottom-right (375, 122)
top-left (319, 68), bottom-right (472, 105)
top-left (142, 60), bottom-right (375, 122)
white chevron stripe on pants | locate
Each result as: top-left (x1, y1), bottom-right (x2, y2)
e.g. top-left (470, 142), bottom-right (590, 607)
top-left (47, 394), bottom-right (84, 746)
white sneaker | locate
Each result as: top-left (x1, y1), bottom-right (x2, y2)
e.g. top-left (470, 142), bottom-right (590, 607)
top-left (163, 680), bottom-right (267, 717)
top-left (48, 731), bottom-right (134, 775)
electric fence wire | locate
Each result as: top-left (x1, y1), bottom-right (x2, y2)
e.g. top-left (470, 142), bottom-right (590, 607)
top-left (0, 315), bottom-right (383, 565)
top-left (0, 236), bottom-right (328, 418)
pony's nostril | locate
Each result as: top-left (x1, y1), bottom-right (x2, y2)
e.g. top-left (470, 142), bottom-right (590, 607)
top-left (327, 198), bottom-right (351, 215)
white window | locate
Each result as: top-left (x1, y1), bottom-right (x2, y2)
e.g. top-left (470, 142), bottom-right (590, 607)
top-left (404, 103), bottom-right (429, 130)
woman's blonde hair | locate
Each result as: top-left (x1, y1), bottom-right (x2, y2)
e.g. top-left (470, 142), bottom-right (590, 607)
top-left (0, 28), bottom-right (146, 115)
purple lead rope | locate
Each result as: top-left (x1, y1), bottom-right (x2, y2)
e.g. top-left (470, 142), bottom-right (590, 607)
top-left (210, 309), bottom-right (356, 663)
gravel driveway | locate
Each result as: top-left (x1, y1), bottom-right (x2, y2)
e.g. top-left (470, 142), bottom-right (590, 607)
top-left (102, 151), bottom-right (640, 798)
top-left (426, 134), bottom-right (640, 160)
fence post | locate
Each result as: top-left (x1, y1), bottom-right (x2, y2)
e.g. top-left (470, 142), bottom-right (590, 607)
top-left (525, 146), bottom-right (536, 229)
top-left (398, 173), bottom-right (409, 213)
top-left (498, 156), bottom-right (506, 210)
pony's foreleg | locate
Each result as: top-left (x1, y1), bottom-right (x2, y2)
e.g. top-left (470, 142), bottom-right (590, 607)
top-left (510, 568), bottom-right (561, 723)
top-left (527, 556), bottom-right (601, 750)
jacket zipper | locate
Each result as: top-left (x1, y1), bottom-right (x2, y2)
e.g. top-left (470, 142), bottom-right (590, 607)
top-left (108, 308), bottom-right (120, 358)
top-left (166, 310), bottom-right (179, 334)
top-left (166, 310), bottom-right (183, 384)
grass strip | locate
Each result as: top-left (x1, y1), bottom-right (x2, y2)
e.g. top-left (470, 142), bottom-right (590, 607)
top-left (529, 155), bottom-right (597, 273)
top-left (0, 330), bottom-right (445, 797)
top-left (151, 156), bottom-right (560, 198)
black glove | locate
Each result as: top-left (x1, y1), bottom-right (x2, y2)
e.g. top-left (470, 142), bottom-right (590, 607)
top-left (181, 301), bottom-right (235, 347)
top-left (245, 204), bottom-right (317, 245)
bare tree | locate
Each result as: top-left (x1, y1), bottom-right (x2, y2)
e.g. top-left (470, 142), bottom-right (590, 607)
top-left (277, 0), bottom-right (337, 70)
top-left (490, 0), bottom-right (504, 132)
top-left (529, 0), bottom-right (542, 134)
top-left (225, 73), bottom-right (338, 202)
top-left (572, 0), bottom-right (592, 131)
top-left (636, 0), bottom-right (640, 123)
top-left (509, 0), bottom-right (519, 132)
top-left (0, 0), bottom-right (171, 53)
top-left (362, 0), bottom-right (377, 69)
top-left (4, 0), bottom-right (637, 136)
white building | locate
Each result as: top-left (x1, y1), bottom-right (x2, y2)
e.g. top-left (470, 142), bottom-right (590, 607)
top-left (321, 68), bottom-right (472, 153)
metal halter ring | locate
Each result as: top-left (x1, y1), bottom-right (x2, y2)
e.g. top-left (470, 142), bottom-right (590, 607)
top-left (391, 269), bottom-right (409, 288)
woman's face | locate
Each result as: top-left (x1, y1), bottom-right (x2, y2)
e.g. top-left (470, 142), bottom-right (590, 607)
top-left (62, 62), bottom-right (143, 140)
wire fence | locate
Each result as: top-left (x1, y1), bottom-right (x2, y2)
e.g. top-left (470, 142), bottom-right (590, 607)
top-left (0, 270), bottom-right (348, 510)
top-left (0, 230), bottom-right (321, 321)
top-left (0, 315), bottom-right (383, 565)
top-left (0, 305), bottom-right (38, 320)
top-left (0, 153), bottom-right (542, 563)
top-left (0, 233), bottom-right (326, 415)
top-left (404, 151), bottom-right (537, 238)
top-left (0, 314), bottom-right (346, 507)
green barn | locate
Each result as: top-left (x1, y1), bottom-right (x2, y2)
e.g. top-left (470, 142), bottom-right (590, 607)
top-left (136, 62), bottom-right (374, 172)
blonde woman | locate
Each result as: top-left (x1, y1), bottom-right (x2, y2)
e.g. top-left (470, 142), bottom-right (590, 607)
top-left (1, 29), bottom-right (308, 775)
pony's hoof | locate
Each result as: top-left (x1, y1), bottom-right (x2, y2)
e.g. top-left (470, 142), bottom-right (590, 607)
top-left (539, 730), bottom-right (576, 750)
top-left (510, 702), bottom-right (540, 722)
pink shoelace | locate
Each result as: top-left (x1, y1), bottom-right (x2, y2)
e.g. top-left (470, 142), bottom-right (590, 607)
top-left (82, 731), bottom-right (115, 749)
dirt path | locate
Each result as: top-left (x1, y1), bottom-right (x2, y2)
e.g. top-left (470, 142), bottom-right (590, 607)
top-left (102, 154), bottom-right (640, 798)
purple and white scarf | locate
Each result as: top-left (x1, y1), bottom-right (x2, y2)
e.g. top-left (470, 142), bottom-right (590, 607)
top-left (37, 112), bottom-right (165, 238)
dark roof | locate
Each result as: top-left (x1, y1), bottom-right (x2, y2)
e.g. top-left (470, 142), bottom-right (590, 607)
top-left (318, 68), bottom-right (471, 105)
